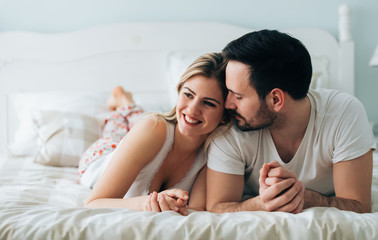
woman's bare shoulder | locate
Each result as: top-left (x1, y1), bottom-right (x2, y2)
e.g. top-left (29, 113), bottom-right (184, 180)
top-left (128, 115), bottom-right (168, 147)
top-left (111, 115), bottom-right (168, 168)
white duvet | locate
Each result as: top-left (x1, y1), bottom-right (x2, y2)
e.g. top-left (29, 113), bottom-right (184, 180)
top-left (0, 155), bottom-right (378, 239)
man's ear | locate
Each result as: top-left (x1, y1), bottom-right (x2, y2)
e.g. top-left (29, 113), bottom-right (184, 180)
top-left (268, 88), bottom-right (285, 112)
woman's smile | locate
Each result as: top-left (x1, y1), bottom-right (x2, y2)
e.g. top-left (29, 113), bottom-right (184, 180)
top-left (184, 114), bottom-right (201, 125)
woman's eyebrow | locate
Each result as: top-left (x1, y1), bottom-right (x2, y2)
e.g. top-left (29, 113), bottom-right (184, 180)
top-left (183, 87), bottom-right (221, 105)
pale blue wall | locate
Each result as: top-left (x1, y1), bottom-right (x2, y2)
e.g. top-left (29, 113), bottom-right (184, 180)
top-left (1, 0), bottom-right (378, 122)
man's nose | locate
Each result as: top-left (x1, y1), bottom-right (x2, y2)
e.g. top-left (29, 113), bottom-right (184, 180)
top-left (225, 94), bottom-right (235, 110)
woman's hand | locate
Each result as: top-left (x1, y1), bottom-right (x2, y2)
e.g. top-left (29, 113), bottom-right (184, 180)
top-left (143, 189), bottom-right (189, 215)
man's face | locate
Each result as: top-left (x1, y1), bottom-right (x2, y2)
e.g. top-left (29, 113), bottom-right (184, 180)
top-left (225, 61), bottom-right (276, 131)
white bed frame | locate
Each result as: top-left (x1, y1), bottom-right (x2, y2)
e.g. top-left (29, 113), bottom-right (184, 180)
top-left (0, 4), bottom-right (354, 153)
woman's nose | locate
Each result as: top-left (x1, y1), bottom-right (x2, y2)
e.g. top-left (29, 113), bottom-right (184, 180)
top-left (187, 100), bottom-right (201, 115)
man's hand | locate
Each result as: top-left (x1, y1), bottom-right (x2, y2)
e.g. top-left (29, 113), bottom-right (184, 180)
top-left (259, 161), bottom-right (304, 213)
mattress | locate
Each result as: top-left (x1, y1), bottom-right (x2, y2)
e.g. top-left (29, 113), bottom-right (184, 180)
top-left (0, 154), bottom-right (378, 239)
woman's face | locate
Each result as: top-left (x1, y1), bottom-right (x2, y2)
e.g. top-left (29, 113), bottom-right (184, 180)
top-left (176, 75), bottom-right (225, 138)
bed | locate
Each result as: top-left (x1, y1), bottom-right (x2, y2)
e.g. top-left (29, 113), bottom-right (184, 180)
top-left (1, 4), bottom-right (378, 239)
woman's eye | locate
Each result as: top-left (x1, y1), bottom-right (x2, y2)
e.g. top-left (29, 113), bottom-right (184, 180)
top-left (184, 92), bottom-right (192, 98)
top-left (236, 96), bottom-right (242, 100)
top-left (204, 101), bottom-right (216, 107)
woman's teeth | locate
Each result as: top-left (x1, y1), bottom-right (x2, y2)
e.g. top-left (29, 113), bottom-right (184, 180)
top-left (185, 115), bottom-right (200, 124)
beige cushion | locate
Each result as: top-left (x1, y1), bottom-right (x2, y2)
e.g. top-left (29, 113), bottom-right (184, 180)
top-left (32, 110), bottom-right (102, 167)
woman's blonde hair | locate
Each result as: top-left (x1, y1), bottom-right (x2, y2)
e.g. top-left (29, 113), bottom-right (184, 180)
top-left (152, 52), bottom-right (232, 152)
top-left (156, 52), bottom-right (230, 124)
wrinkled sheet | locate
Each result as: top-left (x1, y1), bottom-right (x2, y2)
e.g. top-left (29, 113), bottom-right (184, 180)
top-left (0, 155), bottom-right (378, 240)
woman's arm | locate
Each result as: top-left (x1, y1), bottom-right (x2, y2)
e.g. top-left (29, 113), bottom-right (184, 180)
top-left (85, 196), bottom-right (148, 210)
top-left (187, 166), bottom-right (207, 211)
top-left (84, 117), bottom-right (166, 210)
top-left (145, 189), bottom-right (190, 215)
top-left (143, 167), bottom-right (207, 214)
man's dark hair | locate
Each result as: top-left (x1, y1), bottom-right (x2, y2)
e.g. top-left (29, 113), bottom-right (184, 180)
top-left (222, 29), bottom-right (312, 100)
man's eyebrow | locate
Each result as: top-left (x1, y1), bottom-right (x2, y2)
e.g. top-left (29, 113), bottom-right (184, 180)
top-left (184, 87), bottom-right (221, 104)
top-left (228, 89), bottom-right (243, 96)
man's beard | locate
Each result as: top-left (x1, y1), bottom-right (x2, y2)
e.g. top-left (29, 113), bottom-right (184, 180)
top-left (232, 100), bottom-right (277, 132)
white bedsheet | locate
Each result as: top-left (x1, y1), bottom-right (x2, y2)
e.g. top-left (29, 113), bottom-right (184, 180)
top-left (0, 154), bottom-right (378, 239)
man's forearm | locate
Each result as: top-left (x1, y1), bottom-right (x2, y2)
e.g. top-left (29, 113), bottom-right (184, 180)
top-left (304, 189), bottom-right (371, 213)
top-left (209, 196), bottom-right (264, 213)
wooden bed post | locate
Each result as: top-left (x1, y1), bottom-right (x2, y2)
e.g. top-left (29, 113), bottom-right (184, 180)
top-left (338, 4), bottom-right (355, 95)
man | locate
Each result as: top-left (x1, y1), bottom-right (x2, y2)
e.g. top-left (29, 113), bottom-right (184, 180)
top-left (206, 30), bottom-right (376, 213)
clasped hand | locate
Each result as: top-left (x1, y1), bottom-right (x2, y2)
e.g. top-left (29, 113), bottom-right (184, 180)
top-left (259, 161), bottom-right (305, 213)
top-left (144, 188), bottom-right (189, 215)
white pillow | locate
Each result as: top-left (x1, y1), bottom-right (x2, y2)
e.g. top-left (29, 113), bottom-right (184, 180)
top-left (132, 92), bottom-right (173, 113)
top-left (7, 91), bottom-right (109, 157)
top-left (310, 55), bottom-right (329, 89)
top-left (6, 90), bottom-right (172, 157)
top-left (32, 110), bottom-right (101, 167)
top-left (166, 52), bottom-right (203, 105)
top-left (166, 52), bottom-right (329, 93)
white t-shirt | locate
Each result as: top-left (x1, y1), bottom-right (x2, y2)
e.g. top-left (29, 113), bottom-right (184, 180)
top-left (207, 89), bottom-right (376, 196)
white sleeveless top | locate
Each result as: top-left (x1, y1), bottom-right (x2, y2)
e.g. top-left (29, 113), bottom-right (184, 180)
top-left (106, 121), bottom-right (206, 198)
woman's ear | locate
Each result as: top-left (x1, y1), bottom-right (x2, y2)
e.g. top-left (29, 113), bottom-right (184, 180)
top-left (268, 88), bottom-right (285, 112)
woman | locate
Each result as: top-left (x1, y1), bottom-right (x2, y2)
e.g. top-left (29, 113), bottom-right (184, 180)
top-left (79, 53), bottom-right (230, 215)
